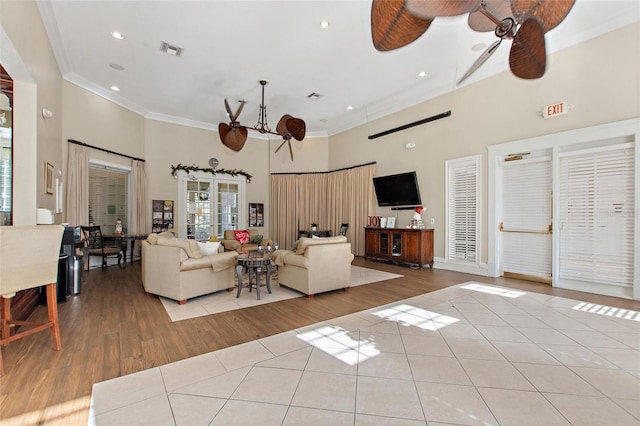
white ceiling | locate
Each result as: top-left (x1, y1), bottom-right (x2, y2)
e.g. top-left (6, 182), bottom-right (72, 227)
top-left (37, 0), bottom-right (639, 138)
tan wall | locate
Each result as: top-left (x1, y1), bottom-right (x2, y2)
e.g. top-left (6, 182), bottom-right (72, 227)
top-left (145, 119), bottom-right (272, 236)
top-left (1, 0), bottom-right (62, 223)
top-left (328, 22), bottom-right (640, 262)
top-left (269, 135), bottom-right (329, 173)
top-left (62, 81), bottom-right (145, 161)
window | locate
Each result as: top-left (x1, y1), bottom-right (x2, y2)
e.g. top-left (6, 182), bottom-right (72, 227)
top-left (89, 165), bottom-right (129, 234)
top-left (446, 155), bottom-right (480, 264)
top-left (216, 179), bottom-right (240, 236)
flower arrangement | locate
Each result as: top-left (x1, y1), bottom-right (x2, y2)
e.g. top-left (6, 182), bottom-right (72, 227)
top-left (170, 163), bottom-right (252, 182)
top-left (311, 222), bottom-right (318, 231)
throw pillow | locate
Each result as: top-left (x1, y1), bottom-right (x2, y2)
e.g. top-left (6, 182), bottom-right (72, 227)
top-left (291, 239), bottom-right (300, 252)
top-left (249, 234), bottom-right (263, 245)
top-left (198, 241), bottom-right (220, 256)
top-left (234, 229), bottom-right (250, 245)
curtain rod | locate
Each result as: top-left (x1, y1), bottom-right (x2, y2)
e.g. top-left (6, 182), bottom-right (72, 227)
top-left (67, 139), bottom-right (146, 163)
top-left (270, 161), bottom-right (376, 176)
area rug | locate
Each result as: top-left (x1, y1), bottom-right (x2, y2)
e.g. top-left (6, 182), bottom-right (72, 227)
top-left (160, 266), bottom-right (403, 322)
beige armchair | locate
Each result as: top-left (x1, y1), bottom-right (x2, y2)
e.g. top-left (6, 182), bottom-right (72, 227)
top-left (273, 236), bottom-right (354, 297)
top-left (0, 225), bottom-right (64, 376)
top-left (220, 229), bottom-right (272, 252)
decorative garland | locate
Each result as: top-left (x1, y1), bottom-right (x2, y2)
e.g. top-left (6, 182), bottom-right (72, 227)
top-left (170, 164), bottom-right (253, 182)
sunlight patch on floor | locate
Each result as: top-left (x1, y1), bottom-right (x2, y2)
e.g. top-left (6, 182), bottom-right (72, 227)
top-left (372, 304), bottom-right (460, 330)
top-left (297, 325), bottom-right (380, 366)
top-left (3, 395), bottom-right (91, 426)
top-left (460, 283), bottom-right (527, 298)
top-left (572, 302), bottom-right (640, 321)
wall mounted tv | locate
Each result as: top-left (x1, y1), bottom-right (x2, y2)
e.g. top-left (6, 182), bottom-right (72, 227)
top-left (373, 171), bottom-right (422, 207)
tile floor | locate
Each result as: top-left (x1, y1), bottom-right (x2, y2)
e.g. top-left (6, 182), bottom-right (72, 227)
top-left (89, 282), bottom-right (640, 425)
top-left (160, 266), bottom-right (403, 321)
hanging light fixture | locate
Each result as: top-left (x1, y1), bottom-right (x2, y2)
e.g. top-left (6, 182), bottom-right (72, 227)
top-left (218, 80), bottom-right (306, 160)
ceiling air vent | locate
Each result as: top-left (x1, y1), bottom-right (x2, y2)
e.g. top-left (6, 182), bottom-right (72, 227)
top-left (160, 41), bottom-right (184, 57)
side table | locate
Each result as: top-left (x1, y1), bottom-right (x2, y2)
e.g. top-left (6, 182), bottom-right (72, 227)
top-left (236, 254), bottom-right (272, 300)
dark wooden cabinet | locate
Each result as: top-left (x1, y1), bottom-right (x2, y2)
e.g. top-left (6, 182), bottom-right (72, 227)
top-left (364, 227), bottom-right (434, 269)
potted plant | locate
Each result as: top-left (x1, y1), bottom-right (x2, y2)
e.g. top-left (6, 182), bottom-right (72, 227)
top-left (311, 222), bottom-right (318, 231)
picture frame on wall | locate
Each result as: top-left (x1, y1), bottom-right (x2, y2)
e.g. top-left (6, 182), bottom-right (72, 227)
top-left (249, 203), bottom-right (264, 227)
top-left (152, 199), bottom-right (174, 232)
top-left (44, 162), bottom-right (54, 194)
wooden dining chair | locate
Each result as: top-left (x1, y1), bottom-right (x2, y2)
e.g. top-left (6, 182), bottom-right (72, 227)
top-left (81, 225), bottom-right (122, 270)
top-left (0, 225), bottom-right (64, 376)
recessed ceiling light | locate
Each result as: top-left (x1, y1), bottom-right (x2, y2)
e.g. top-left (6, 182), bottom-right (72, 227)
top-left (111, 31), bottom-right (124, 40)
top-left (109, 63), bottom-right (125, 71)
top-left (347, 105), bottom-right (353, 110)
top-left (418, 71), bottom-right (427, 77)
top-left (320, 20), bottom-right (330, 29)
top-left (472, 42), bottom-right (486, 51)
top-left (110, 85), bottom-right (120, 92)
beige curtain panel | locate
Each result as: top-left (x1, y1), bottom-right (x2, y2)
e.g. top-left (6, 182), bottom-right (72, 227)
top-left (270, 163), bottom-right (376, 256)
top-left (65, 143), bottom-right (90, 227)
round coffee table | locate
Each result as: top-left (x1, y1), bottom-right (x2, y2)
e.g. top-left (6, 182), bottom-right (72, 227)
top-left (236, 254), bottom-right (272, 300)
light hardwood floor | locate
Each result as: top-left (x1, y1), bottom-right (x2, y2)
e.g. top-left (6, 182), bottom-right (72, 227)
top-left (1, 257), bottom-right (638, 425)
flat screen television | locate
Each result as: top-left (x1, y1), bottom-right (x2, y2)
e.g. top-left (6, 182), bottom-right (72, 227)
top-left (373, 171), bottom-right (422, 207)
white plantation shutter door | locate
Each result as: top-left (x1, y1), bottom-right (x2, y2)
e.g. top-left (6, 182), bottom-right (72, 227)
top-left (502, 158), bottom-right (552, 280)
top-left (446, 156), bottom-right (479, 263)
top-left (559, 143), bottom-right (635, 289)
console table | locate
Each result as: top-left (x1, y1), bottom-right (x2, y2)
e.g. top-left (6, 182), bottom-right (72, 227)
top-left (298, 229), bottom-right (331, 238)
top-left (364, 227), bottom-right (434, 269)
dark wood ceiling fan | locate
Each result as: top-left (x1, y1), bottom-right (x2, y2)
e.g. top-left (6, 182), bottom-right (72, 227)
top-left (371, 0), bottom-right (576, 84)
top-left (218, 80), bottom-right (306, 160)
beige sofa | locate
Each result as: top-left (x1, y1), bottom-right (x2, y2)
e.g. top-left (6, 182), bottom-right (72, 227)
top-left (141, 233), bottom-right (237, 304)
top-left (273, 236), bottom-right (354, 296)
top-left (221, 228), bottom-right (272, 252)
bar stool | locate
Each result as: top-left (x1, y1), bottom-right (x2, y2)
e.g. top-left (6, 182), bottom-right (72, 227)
top-left (0, 225), bottom-right (64, 376)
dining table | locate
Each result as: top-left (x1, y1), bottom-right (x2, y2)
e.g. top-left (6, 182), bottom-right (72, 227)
top-left (103, 233), bottom-right (149, 264)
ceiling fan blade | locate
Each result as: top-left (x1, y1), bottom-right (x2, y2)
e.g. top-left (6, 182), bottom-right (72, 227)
top-left (371, 0), bottom-right (433, 51)
top-left (509, 17), bottom-right (546, 79)
top-left (511, 0), bottom-right (576, 32)
top-left (288, 139), bottom-right (294, 161)
top-left (286, 117), bottom-right (306, 141)
top-left (274, 138), bottom-right (288, 154)
top-left (223, 99), bottom-right (234, 120)
top-left (468, 0), bottom-right (513, 32)
top-left (458, 39), bottom-right (502, 84)
top-left (233, 101), bottom-right (245, 121)
top-left (223, 127), bottom-right (248, 152)
top-left (218, 122), bottom-right (230, 144)
top-left (405, 0), bottom-right (480, 19)
top-left (276, 114), bottom-right (293, 136)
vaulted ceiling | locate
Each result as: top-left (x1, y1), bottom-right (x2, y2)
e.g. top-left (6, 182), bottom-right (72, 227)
top-left (37, 1), bottom-right (639, 137)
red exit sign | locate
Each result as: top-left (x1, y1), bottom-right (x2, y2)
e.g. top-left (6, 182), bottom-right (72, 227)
top-left (542, 102), bottom-right (570, 119)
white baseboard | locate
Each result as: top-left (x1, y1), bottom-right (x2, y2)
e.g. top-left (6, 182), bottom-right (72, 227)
top-left (432, 257), bottom-right (488, 276)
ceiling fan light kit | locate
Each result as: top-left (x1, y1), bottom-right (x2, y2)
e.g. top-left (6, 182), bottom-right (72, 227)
top-left (371, 0), bottom-right (576, 83)
top-left (218, 80), bottom-right (306, 161)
